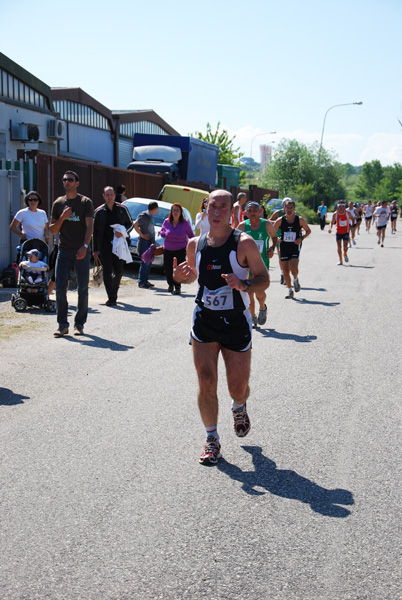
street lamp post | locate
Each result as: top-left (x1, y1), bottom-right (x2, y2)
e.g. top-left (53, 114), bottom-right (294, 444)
top-left (250, 131), bottom-right (276, 161)
top-left (313, 102), bottom-right (362, 210)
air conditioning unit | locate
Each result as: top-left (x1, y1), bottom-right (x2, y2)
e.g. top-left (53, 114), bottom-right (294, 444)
top-left (47, 119), bottom-right (65, 140)
top-left (10, 121), bottom-right (40, 142)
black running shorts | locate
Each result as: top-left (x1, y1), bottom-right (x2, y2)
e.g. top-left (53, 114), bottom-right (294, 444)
top-left (191, 306), bottom-right (252, 352)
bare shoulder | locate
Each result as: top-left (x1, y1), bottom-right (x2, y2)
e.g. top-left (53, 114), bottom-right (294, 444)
top-left (239, 231), bottom-right (259, 251)
top-left (187, 236), bottom-right (199, 254)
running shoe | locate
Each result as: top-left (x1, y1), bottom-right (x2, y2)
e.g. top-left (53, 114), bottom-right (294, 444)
top-left (353, 239), bottom-right (356, 245)
top-left (285, 290), bottom-right (294, 299)
top-left (257, 305), bottom-right (267, 325)
top-left (232, 403), bottom-right (251, 437)
top-left (294, 279), bottom-right (301, 293)
top-left (381, 243), bottom-right (384, 247)
top-left (199, 436), bottom-right (222, 465)
top-left (344, 254), bottom-right (349, 263)
top-left (280, 274), bottom-right (285, 285)
top-left (252, 315), bottom-right (258, 329)
top-left (337, 260), bottom-right (343, 265)
top-left (377, 239), bottom-right (380, 245)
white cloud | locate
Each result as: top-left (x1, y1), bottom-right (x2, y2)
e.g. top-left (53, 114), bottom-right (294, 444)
top-left (225, 125), bottom-right (402, 167)
top-left (358, 133), bottom-right (402, 166)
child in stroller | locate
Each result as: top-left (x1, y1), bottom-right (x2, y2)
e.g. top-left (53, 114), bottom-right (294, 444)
top-left (11, 238), bottom-right (56, 313)
top-left (20, 249), bottom-right (49, 284)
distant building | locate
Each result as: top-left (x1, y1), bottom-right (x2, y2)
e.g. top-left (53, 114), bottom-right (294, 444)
top-left (0, 52), bottom-right (180, 171)
top-left (0, 52), bottom-right (60, 166)
top-left (260, 144), bottom-right (273, 172)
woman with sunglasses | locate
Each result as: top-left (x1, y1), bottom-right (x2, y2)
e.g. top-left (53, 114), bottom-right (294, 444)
top-left (195, 197), bottom-right (210, 235)
top-left (9, 191), bottom-right (50, 243)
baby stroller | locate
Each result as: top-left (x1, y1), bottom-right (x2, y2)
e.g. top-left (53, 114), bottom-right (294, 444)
top-left (11, 238), bottom-right (56, 313)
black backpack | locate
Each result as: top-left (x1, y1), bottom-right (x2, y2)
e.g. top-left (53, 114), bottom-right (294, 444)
top-left (1, 263), bottom-right (18, 288)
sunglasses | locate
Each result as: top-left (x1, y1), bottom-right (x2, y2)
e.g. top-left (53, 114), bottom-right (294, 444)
top-left (28, 197), bottom-right (39, 202)
top-left (62, 177), bottom-right (75, 182)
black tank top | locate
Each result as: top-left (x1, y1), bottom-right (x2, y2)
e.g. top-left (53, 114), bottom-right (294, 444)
top-left (195, 229), bottom-right (249, 316)
top-left (280, 215), bottom-right (301, 245)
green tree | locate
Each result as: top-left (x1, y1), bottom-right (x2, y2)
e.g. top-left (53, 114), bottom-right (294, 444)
top-left (260, 138), bottom-right (345, 208)
top-left (191, 122), bottom-right (243, 165)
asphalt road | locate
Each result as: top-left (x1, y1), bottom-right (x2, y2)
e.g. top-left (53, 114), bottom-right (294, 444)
top-left (1, 223), bottom-right (401, 600)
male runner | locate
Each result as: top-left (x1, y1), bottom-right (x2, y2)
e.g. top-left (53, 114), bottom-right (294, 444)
top-left (238, 201), bottom-right (277, 328)
top-left (363, 200), bottom-right (374, 233)
top-left (273, 199), bottom-right (311, 298)
top-left (271, 198), bottom-right (288, 285)
top-left (232, 192), bottom-right (248, 228)
top-left (173, 190), bottom-right (269, 465)
top-left (390, 200), bottom-right (398, 234)
top-left (328, 200), bottom-right (353, 264)
top-left (373, 200), bottom-right (390, 247)
top-left (347, 202), bottom-right (357, 247)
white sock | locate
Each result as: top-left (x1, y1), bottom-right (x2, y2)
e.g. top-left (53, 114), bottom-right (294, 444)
top-left (288, 287), bottom-right (293, 293)
top-left (205, 426), bottom-right (219, 441)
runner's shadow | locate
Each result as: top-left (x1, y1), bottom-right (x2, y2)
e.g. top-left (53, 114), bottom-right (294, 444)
top-left (299, 287), bottom-right (327, 292)
top-left (0, 388), bottom-right (29, 406)
top-left (217, 446), bottom-right (354, 518)
top-left (347, 265), bottom-right (374, 269)
top-left (258, 329), bottom-right (317, 342)
top-left (293, 299), bottom-right (340, 306)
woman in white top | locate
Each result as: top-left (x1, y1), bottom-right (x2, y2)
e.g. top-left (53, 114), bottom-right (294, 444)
top-left (194, 197), bottom-right (210, 235)
top-left (10, 191), bottom-right (49, 243)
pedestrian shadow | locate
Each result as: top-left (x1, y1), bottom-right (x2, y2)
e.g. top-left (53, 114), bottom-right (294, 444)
top-left (293, 298), bottom-right (340, 306)
top-left (0, 388), bottom-right (29, 406)
top-left (217, 446), bottom-right (354, 518)
top-left (68, 305), bottom-right (101, 315)
top-left (258, 329), bottom-right (317, 343)
top-left (108, 303), bottom-right (160, 314)
top-left (298, 287), bottom-right (327, 292)
top-left (67, 334), bottom-right (134, 351)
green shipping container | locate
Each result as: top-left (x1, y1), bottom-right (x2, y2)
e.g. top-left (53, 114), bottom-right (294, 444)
top-left (217, 164), bottom-right (241, 189)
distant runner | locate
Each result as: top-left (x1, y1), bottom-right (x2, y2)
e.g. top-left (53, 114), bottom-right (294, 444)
top-left (390, 200), bottom-right (398, 234)
top-left (274, 198), bottom-right (311, 298)
top-left (328, 200), bottom-right (353, 265)
top-left (373, 200), bottom-right (390, 247)
top-left (363, 200), bottom-right (374, 233)
top-left (238, 201), bottom-right (277, 328)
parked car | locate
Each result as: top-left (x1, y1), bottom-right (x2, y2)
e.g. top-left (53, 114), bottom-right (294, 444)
top-left (123, 197), bottom-right (195, 269)
top-left (266, 198), bottom-right (283, 211)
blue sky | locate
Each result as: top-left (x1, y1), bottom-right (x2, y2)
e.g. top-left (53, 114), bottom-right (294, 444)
top-left (2, 0), bottom-right (401, 165)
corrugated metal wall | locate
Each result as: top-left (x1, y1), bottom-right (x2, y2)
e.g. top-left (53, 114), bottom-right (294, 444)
top-left (118, 138), bottom-right (133, 170)
top-left (0, 169), bottom-right (23, 271)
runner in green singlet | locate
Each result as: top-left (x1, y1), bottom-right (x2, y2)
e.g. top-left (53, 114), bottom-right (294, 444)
top-left (238, 201), bottom-right (277, 328)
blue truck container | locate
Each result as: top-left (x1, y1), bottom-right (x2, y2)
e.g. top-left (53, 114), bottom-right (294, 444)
top-left (128, 133), bottom-right (219, 187)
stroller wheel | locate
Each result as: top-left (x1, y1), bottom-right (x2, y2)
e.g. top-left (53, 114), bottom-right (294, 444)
top-left (14, 298), bottom-right (27, 312)
top-left (44, 299), bottom-right (56, 313)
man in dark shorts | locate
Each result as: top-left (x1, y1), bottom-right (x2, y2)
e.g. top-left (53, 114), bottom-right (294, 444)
top-left (173, 190), bottom-right (269, 465)
top-left (274, 199), bottom-right (311, 298)
top-left (390, 200), bottom-right (398, 234)
top-left (374, 200), bottom-right (390, 247)
top-left (328, 200), bottom-right (353, 265)
top-left (50, 171), bottom-right (94, 337)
